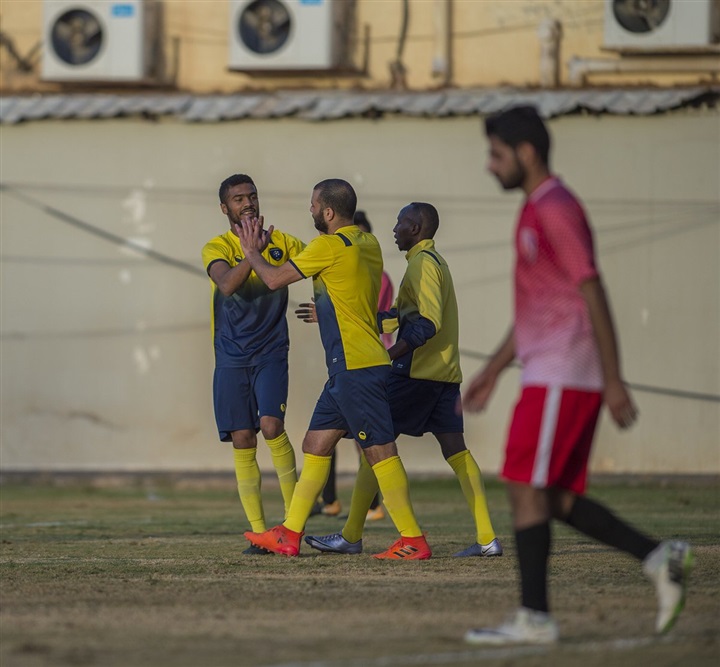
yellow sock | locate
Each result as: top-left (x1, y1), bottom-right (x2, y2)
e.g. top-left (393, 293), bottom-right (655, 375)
top-left (342, 453), bottom-right (380, 543)
top-left (447, 449), bottom-right (496, 545)
top-left (266, 432), bottom-right (297, 518)
top-left (233, 448), bottom-right (265, 532)
top-left (372, 456), bottom-right (422, 538)
top-left (284, 453), bottom-right (331, 534)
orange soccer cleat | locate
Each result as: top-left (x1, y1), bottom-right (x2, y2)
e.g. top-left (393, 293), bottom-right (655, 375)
top-left (321, 500), bottom-right (342, 517)
top-left (373, 534), bottom-right (432, 560)
top-left (244, 524), bottom-right (303, 557)
top-left (366, 505), bottom-right (385, 521)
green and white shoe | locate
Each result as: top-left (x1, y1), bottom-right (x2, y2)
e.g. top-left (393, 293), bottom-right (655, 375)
top-left (643, 540), bottom-right (693, 634)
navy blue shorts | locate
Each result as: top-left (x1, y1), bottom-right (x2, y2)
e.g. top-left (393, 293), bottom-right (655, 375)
top-left (388, 374), bottom-right (464, 437)
top-left (213, 358), bottom-right (288, 441)
top-left (309, 366), bottom-right (395, 448)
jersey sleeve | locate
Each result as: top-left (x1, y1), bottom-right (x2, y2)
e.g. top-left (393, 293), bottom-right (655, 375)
top-left (288, 235), bottom-right (334, 279)
top-left (379, 302), bottom-right (399, 334)
top-left (414, 255), bottom-right (444, 331)
top-left (395, 254), bottom-right (440, 351)
top-left (202, 239), bottom-right (231, 274)
top-left (538, 194), bottom-right (599, 286)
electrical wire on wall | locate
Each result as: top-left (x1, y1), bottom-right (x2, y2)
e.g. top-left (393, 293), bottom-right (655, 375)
top-left (1, 182), bottom-right (718, 405)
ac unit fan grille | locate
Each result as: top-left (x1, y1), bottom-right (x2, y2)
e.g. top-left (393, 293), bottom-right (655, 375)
top-left (238, 0), bottom-right (292, 55)
top-left (50, 9), bottom-right (104, 65)
top-left (612, 0), bottom-right (671, 34)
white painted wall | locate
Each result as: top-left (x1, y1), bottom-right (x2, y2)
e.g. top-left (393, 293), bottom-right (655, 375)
top-left (1, 109), bottom-right (718, 475)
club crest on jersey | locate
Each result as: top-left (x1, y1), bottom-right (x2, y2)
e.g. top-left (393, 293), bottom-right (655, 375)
top-left (519, 228), bottom-right (538, 263)
top-left (269, 247), bottom-right (283, 261)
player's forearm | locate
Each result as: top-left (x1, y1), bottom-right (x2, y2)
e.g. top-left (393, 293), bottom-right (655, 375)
top-left (580, 278), bottom-right (623, 384)
top-left (387, 338), bottom-right (411, 361)
top-left (243, 249), bottom-right (302, 290)
top-left (212, 260), bottom-right (252, 296)
top-left (485, 328), bottom-right (516, 377)
top-left (242, 250), bottom-right (282, 290)
top-left (399, 316), bottom-right (437, 352)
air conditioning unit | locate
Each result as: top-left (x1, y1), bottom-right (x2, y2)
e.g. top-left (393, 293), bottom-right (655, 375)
top-left (604, 0), bottom-right (720, 51)
top-left (42, 0), bottom-right (157, 82)
top-left (228, 0), bottom-right (351, 71)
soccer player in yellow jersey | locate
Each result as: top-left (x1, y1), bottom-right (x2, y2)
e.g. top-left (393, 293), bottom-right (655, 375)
top-left (237, 178), bottom-right (430, 559)
top-left (202, 174), bottom-right (304, 555)
top-left (305, 202), bottom-right (501, 557)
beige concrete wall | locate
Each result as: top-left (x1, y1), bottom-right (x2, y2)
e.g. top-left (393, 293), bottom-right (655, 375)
top-left (1, 0), bottom-right (718, 92)
top-left (1, 110), bottom-right (718, 474)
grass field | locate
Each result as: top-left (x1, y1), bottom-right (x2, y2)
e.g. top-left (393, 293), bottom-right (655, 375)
top-left (1, 474), bottom-right (718, 667)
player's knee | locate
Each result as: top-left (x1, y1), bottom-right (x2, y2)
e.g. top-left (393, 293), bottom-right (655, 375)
top-left (259, 417), bottom-right (284, 440)
top-left (231, 429), bottom-right (257, 449)
top-left (548, 487), bottom-right (576, 521)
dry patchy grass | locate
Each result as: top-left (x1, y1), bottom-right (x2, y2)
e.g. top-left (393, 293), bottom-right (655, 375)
top-left (1, 475), bottom-right (718, 667)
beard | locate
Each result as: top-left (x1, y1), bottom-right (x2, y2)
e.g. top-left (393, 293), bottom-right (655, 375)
top-left (228, 206), bottom-right (258, 228)
top-left (498, 155), bottom-right (526, 191)
top-left (312, 211), bottom-right (328, 234)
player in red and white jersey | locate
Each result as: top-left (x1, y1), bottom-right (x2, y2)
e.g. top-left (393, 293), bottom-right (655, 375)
top-left (461, 106), bottom-right (692, 645)
top-left (514, 177), bottom-right (603, 392)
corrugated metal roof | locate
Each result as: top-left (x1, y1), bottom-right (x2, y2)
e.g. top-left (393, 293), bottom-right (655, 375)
top-left (1, 87), bottom-right (717, 124)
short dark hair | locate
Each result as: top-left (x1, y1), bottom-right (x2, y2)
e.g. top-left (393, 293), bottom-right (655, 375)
top-left (484, 106), bottom-right (551, 166)
top-left (407, 202), bottom-right (439, 238)
top-left (219, 174), bottom-right (255, 203)
top-left (313, 179), bottom-right (357, 220)
top-left (354, 210), bottom-right (372, 232)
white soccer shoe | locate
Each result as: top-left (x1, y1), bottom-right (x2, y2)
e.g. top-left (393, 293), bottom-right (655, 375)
top-left (464, 607), bottom-right (559, 646)
top-left (643, 540), bottom-right (693, 634)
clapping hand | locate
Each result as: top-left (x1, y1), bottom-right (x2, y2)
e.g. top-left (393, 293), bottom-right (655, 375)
top-left (235, 215), bottom-right (273, 254)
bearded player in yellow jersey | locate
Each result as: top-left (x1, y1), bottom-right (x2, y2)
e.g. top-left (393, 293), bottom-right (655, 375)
top-left (236, 178), bottom-right (430, 559)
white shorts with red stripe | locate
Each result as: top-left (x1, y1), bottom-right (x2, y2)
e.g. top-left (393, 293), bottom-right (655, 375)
top-left (502, 385), bottom-right (602, 494)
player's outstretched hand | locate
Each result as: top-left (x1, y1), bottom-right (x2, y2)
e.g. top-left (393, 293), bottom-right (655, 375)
top-left (604, 379), bottom-right (638, 429)
top-left (295, 301), bottom-right (317, 323)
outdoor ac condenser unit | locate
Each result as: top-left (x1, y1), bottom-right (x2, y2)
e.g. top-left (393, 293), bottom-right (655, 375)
top-left (603, 0), bottom-right (720, 51)
top-left (42, 0), bottom-right (154, 82)
top-left (228, 0), bottom-right (350, 71)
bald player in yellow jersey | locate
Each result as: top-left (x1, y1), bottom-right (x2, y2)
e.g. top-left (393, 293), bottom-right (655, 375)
top-left (306, 202), bottom-right (501, 558)
top-left (236, 179), bottom-right (430, 560)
